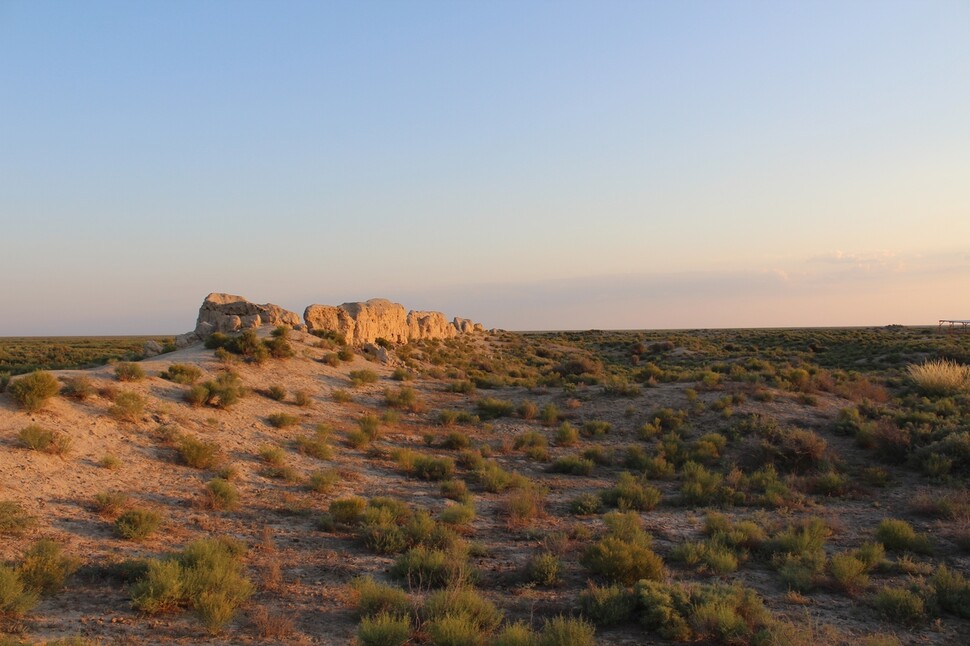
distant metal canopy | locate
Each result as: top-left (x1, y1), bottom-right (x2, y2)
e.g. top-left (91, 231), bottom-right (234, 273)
top-left (939, 319), bottom-right (970, 333)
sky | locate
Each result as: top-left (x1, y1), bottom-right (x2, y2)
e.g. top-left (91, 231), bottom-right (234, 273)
top-left (1, 0), bottom-right (968, 335)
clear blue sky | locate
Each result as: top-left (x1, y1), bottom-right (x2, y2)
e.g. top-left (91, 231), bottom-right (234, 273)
top-left (2, 0), bottom-right (968, 334)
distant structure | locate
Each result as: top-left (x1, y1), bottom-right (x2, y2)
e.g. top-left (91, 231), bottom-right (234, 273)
top-left (174, 293), bottom-right (484, 348)
top-left (938, 319), bottom-right (970, 334)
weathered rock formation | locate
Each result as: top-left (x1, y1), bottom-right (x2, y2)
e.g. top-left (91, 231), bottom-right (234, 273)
top-left (176, 293), bottom-right (482, 348)
top-left (177, 293), bottom-right (302, 347)
top-left (304, 298), bottom-right (483, 345)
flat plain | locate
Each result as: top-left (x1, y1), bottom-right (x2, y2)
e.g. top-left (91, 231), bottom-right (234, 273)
top-left (1, 326), bottom-right (969, 645)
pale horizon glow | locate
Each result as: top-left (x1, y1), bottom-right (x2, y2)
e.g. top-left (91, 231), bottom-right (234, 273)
top-left (1, 1), bottom-right (968, 335)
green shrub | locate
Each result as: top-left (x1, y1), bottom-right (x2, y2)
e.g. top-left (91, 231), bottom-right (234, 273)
top-left (351, 369), bottom-right (380, 387)
top-left (829, 553), bottom-right (869, 594)
top-left (17, 424), bottom-right (70, 455)
top-left (412, 455), bottom-right (455, 481)
top-left (294, 389), bottom-right (313, 407)
top-left (440, 479), bottom-right (471, 504)
top-left (391, 545), bottom-right (467, 589)
top-left (330, 497), bottom-right (368, 525)
top-left (307, 469), bottom-right (339, 493)
top-left (178, 436), bottom-right (223, 469)
top-left (440, 503), bottom-right (476, 528)
top-left (92, 491), bottom-right (128, 517)
top-left (549, 455), bottom-right (594, 476)
top-left (526, 553), bottom-right (561, 586)
top-left (537, 616), bottom-right (595, 646)
top-left (0, 565), bottom-right (38, 618)
top-left (553, 422), bottom-right (578, 447)
top-left (160, 363), bottom-right (202, 385)
top-left (350, 576), bottom-right (411, 618)
top-left (62, 375), bottom-right (96, 400)
top-left (204, 479), bottom-right (239, 511)
top-left (115, 362), bottom-right (145, 382)
top-left (267, 412), bottom-right (299, 428)
top-left (580, 582), bottom-right (634, 626)
top-left (494, 622), bottom-right (537, 646)
top-left (109, 391), bottom-right (146, 422)
top-left (9, 371), bottom-right (60, 411)
top-left (0, 501), bottom-right (33, 536)
top-left (582, 420), bottom-right (612, 437)
top-left (928, 564), bottom-right (970, 618)
top-left (99, 454), bottom-right (122, 469)
top-left (185, 384), bottom-right (210, 406)
top-left (570, 493), bottom-right (603, 515)
top-left (581, 532), bottom-right (664, 585)
top-left (17, 540), bottom-right (79, 596)
top-left (504, 488), bottom-right (546, 527)
top-left (357, 611), bottom-right (411, 646)
top-left (424, 587), bottom-right (503, 632)
top-left (205, 332), bottom-right (229, 349)
top-left (671, 539), bottom-right (739, 575)
top-left (202, 371), bottom-right (248, 409)
top-left (267, 385), bottom-right (287, 401)
top-left (476, 397), bottom-right (516, 419)
top-left (873, 586), bottom-right (926, 624)
top-left (875, 518), bottom-right (932, 554)
top-left (426, 614), bottom-right (485, 646)
top-left (295, 431), bottom-right (333, 460)
top-left (114, 509), bottom-right (162, 541)
top-left (600, 472), bottom-right (661, 511)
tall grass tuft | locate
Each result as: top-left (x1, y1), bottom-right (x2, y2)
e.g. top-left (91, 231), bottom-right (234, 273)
top-left (906, 359), bottom-right (970, 395)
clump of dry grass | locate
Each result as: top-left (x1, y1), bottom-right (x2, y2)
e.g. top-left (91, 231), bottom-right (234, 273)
top-left (906, 359), bottom-right (970, 395)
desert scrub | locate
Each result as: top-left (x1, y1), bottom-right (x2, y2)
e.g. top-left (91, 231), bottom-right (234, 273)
top-left (439, 503), bottom-right (476, 529)
top-left (267, 412), bottom-right (299, 428)
top-left (423, 586), bottom-right (504, 633)
top-left (17, 424), bottom-right (71, 456)
top-left (384, 386), bottom-right (425, 412)
top-left (873, 586), bottom-right (926, 624)
top-left (114, 362), bottom-right (145, 382)
top-left (410, 455), bottom-right (455, 481)
top-left (526, 552), bottom-right (562, 585)
top-left (329, 497), bottom-right (368, 525)
top-left (671, 538), bottom-right (739, 575)
top-left (580, 582), bottom-right (635, 626)
top-left (92, 491), bottom-right (129, 517)
top-left (114, 508), bottom-right (163, 541)
top-left (549, 455), bottom-right (595, 476)
top-left (349, 576), bottom-right (411, 618)
top-left (581, 511), bottom-right (665, 584)
top-left (177, 435), bottom-right (223, 469)
top-left (476, 397), bottom-right (516, 419)
top-left (295, 428), bottom-right (333, 460)
top-left (9, 371), bottom-right (60, 411)
top-left (553, 422), bottom-right (579, 446)
top-left (62, 375), bottom-right (96, 400)
top-left (18, 539), bottom-right (80, 595)
top-left (0, 565), bottom-right (38, 618)
top-left (600, 472), bottom-right (662, 511)
top-left (581, 420), bottom-right (612, 437)
top-left (537, 616), bottom-right (596, 646)
top-left (203, 478), bottom-right (239, 510)
top-left (636, 580), bottom-right (773, 643)
top-left (504, 487), bottom-right (547, 527)
top-left (391, 544), bottom-right (469, 589)
top-left (160, 363), bottom-right (202, 384)
top-left (131, 537), bottom-right (253, 634)
top-left (907, 359), bottom-right (970, 396)
top-left (0, 501), bottom-right (34, 536)
top-left (357, 612), bottom-right (411, 646)
top-left (350, 369), bottom-right (380, 387)
top-left (109, 391), bottom-right (146, 422)
top-left (828, 553), bottom-right (870, 595)
top-left (875, 518), bottom-right (932, 554)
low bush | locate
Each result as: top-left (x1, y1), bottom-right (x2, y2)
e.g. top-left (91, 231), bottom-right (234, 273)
top-left (9, 371), bottom-right (60, 412)
top-left (504, 487), bottom-right (546, 527)
top-left (0, 501), bottom-right (34, 536)
top-left (553, 422), bottom-right (579, 446)
top-left (476, 397), bottom-right (516, 420)
top-left (548, 455), bottom-right (594, 476)
top-left (526, 552), bottom-right (562, 586)
top-left (307, 469), bottom-right (339, 493)
top-left (17, 539), bottom-right (79, 596)
top-left (109, 391), bottom-right (146, 422)
top-left (440, 479), bottom-right (471, 504)
top-left (875, 518), bottom-right (932, 554)
top-left (385, 386), bottom-right (425, 412)
top-left (351, 369), bottom-right (380, 387)
top-left (160, 363), bottom-right (202, 385)
top-left (267, 412), bottom-right (299, 428)
top-left (17, 424), bottom-right (71, 456)
top-left (93, 491), bottom-right (129, 517)
top-left (581, 513), bottom-right (664, 585)
top-left (570, 493), bottom-right (603, 515)
top-left (600, 472), bottom-right (661, 511)
top-left (204, 479), bottom-right (239, 511)
top-left (412, 455), bottom-right (455, 481)
top-left (0, 565), bottom-right (38, 618)
top-left (391, 545), bottom-right (468, 589)
top-left (350, 575), bottom-right (411, 618)
top-left (115, 362), bottom-right (145, 382)
top-left (582, 420), bottom-right (612, 437)
top-left (295, 429), bottom-right (333, 460)
top-left (266, 385), bottom-right (287, 401)
top-left (580, 582), bottom-right (635, 626)
top-left (537, 616), bottom-right (595, 646)
top-left (178, 436), bottom-right (223, 470)
top-left (873, 586), bottom-right (926, 624)
top-left (357, 612), bottom-right (411, 646)
top-left (114, 508), bottom-right (162, 541)
top-left (424, 586), bottom-right (503, 632)
top-left (829, 553), bottom-right (869, 595)
top-left (62, 375), bottom-right (96, 400)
